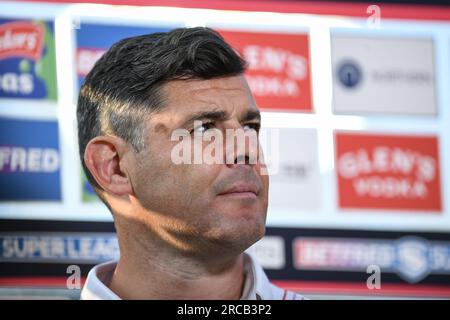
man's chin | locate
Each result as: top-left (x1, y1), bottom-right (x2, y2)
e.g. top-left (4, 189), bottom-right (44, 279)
top-left (207, 214), bottom-right (266, 253)
top-left (214, 197), bottom-right (267, 218)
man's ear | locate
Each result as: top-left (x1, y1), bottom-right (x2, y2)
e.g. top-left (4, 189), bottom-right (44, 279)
top-left (84, 135), bottom-right (133, 197)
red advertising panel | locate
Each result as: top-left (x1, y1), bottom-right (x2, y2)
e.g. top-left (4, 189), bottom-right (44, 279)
top-left (218, 30), bottom-right (312, 112)
top-left (335, 132), bottom-right (442, 212)
top-left (0, 22), bottom-right (44, 60)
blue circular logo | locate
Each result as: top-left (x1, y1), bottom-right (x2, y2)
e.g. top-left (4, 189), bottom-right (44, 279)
top-left (337, 61), bottom-right (362, 88)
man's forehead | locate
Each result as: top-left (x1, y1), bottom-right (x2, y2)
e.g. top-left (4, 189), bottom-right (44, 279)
top-left (164, 74), bottom-right (250, 94)
top-left (151, 75), bottom-right (258, 129)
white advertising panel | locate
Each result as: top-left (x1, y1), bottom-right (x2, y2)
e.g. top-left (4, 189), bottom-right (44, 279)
top-left (332, 35), bottom-right (436, 116)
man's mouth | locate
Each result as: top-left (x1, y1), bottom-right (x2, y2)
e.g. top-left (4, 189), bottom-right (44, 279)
top-left (218, 182), bottom-right (259, 199)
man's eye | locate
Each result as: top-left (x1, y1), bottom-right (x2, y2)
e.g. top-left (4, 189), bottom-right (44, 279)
top-left (191, 122), bottom-right (214, 134)
top-left (243, 123), bottom-right (261, 132)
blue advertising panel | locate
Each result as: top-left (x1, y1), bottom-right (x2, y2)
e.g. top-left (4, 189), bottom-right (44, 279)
top-left (0, 18), bottom-right (57, 101)
top-left (76, 23), bottom-right (172, 89)
top-left (0, 117), bottom-right (61, 201)
top-left (0, 233), bottom-right (119, 263)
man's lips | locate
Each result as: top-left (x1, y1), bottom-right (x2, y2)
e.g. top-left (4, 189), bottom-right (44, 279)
top-left (218, 182), bottom-right (259, 198)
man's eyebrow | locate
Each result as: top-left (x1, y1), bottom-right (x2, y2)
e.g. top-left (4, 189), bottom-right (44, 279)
top-left (180, 109), bottom-right (261, 128)
top-left (181, 110), bottom-right (228, 128)
top-left (241, 110), bottom-right (261, 123)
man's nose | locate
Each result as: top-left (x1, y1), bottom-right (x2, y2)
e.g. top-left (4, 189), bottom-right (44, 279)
top-left (233, 155), bottom-right (251, 165)
top-left (224, 128), bottom-right (259, 168)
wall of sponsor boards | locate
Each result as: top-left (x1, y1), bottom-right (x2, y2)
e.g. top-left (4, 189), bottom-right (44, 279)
top-left (0, 1), bottom-right (450, 297)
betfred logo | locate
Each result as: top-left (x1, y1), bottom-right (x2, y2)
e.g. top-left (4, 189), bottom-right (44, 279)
top-left (0, 22), bottom-right (44, 60)
top-left (335, 132), bottom-right (442, 211)
top-left (0, 146), bottom-right (60, 173)
top-left (293, 236), bottom-right (450, 283)
top-left (218, 30), bottom-right (312, 112)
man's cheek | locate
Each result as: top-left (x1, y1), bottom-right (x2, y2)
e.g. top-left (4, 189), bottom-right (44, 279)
top-left (262, 174), bottom-right (269, 193)
top-left (182, 164), bottom-right (219, 195)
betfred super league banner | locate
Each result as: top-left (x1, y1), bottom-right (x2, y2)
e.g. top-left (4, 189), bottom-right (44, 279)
top-left (0, 19), bottom-right (57, 101)
top-left (0, 117), bottom-right (61, 201)
top-left (76, 23), bottom-right (173, 89)
top-left (335, 132), bottom-right (442, 212)
top-left (1, 220), bottom-right (449, 297)
top-left (217, 30), bottom-right (313, 112)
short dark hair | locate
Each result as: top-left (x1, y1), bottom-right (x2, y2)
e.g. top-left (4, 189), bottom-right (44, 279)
top-left (77, 27), bottom-right (247, 197)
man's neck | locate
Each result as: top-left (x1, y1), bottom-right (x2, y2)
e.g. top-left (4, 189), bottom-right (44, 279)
top-left (108, 223), bottom-right (246, 300)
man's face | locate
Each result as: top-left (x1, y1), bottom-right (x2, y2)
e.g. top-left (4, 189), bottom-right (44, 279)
top-left (128, 75), bottom-right (269, 257)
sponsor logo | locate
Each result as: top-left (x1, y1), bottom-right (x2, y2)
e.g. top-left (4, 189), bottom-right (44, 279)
top-left (0, 22), bottom-right (44, 60)
top-left (335, 132), bottom-right (442, 211)
top-left (244, 45), bottom-right (308, 97)
top-left (0, 118), bottom-right (61, 201)
top-left (0, 233), bottom-right (119, 263)
top-left (0, 146), bottom-right (59, 173)
top-left (219, 30), bottom-right (312, 111)
top-left (337, 60), bottom-right (362, 88)
top-left (293, 236), bottom-right (450, 283)
top-left (0, 19), bottom-right (57, 100)
top-left (0, 73), bottom-right (33, 95)
top-left (332, 36), bottom-right (436, 115)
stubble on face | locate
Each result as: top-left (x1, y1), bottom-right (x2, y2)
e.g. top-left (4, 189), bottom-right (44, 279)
top-left (126, 75), bottom-right (269, 259)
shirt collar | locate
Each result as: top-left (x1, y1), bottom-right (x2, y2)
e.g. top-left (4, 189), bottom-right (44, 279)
top-left (80, 260), bottom-right (120, 300)
top-left (81, 252), bottom-right (274, 300)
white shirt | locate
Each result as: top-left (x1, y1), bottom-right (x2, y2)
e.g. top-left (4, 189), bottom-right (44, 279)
top-left (81, 252), bottom-right (305, 300)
